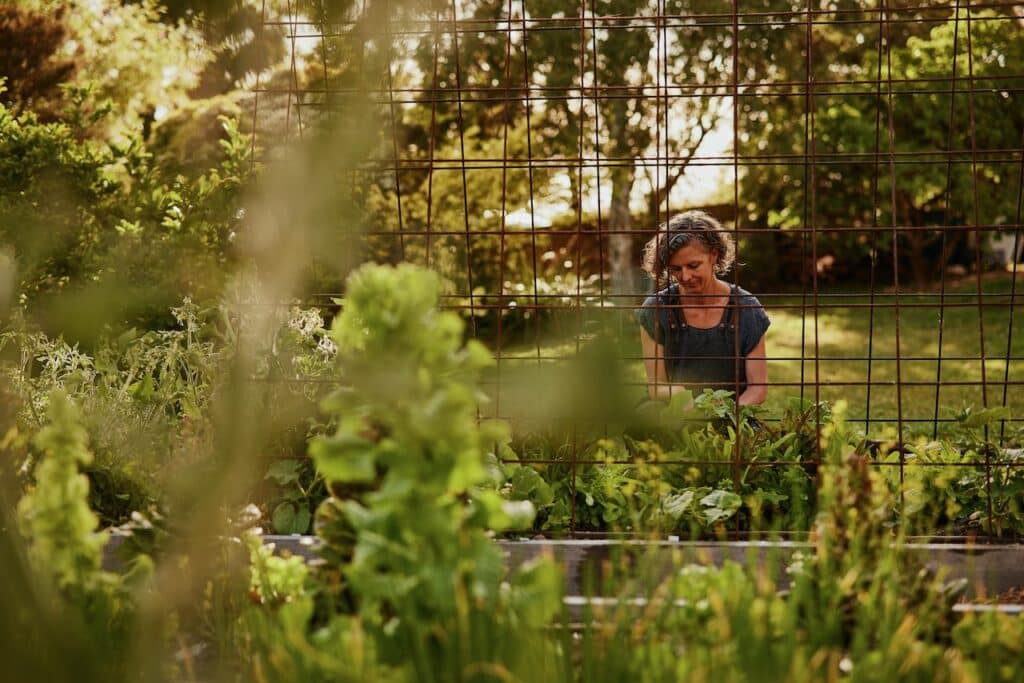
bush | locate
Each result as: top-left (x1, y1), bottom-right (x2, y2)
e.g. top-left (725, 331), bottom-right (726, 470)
top-left (0, 98), bottom-right (248, 337)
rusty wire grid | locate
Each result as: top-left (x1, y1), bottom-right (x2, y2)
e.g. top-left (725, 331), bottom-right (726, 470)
top-left (250, 0), bottom-right (1024, 534)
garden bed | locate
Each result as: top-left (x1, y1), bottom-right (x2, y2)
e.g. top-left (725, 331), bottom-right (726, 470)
top-left (249, 535), bottom-right (1024, 601)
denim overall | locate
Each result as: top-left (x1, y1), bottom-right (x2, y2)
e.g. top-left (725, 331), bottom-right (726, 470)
top-left (661, 285), bottom-right (747, 394)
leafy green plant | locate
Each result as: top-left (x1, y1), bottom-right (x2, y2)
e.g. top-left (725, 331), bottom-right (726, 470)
top-left (224, 263), bottom-right (565, 681)
top-left (262, 458), bottom-right (322, 535)
top-left (13, 392), bottom-right (148, 679)
top-left (0, 95), bottom-right (248, 331)
top-left (1, 301), bottom-right (225, 524)
top-left (1, 296), bottom-right (347, 531)
top-left (497, 390), bottom-right (1024, 540)
top-left (499, 391), bottom-right (824, 535)
top-left (953, 610), bottom-right (1024, 682)
top-left (573, 402), bottom-right (987, 683)
top-left (17, 392), bottom-right (118, 593)
top-left (884, 405), bottom-right (1024, 538)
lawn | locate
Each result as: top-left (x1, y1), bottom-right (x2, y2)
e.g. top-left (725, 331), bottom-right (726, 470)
top-left (762, 274), bottom-right (1024, 433)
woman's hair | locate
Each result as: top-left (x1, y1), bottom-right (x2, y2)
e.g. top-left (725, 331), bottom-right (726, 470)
top-left (641, 209), bottom-right (736, 282)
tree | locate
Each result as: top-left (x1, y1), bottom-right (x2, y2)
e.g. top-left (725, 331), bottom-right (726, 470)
top-left (886, 10), bottom-right (1024, 285)
top-left (0, 5), bottom-right (76, 119)
top-left (0, 99), bottom-right (249, 337)
top-left (357, 0), bottom-right (731, 298)
top-left (15, 0), bottom-right (211, 143)
top-left (737, 2), bottom-right (1024, 288)
top-left (158, 0), bottom-right (288, 97)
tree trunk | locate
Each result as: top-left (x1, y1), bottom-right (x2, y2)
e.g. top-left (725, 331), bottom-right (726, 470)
top-left (608, 167), bottom-right (637, 298)
top-left (903, 231), bottom-right (932, 290)
top-left (966, 229), bottom-right (979, 273)
top-left (567, 167), bottom-right (580, 216)
top-left (647, 167), bottom-right (681, 222)
top-left (931, 231), bottom-right (964, 282)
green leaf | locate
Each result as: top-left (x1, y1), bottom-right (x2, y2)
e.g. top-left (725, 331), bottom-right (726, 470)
top-left (701, 489), bottom-right (741, 509)
top-left (662, 490), bottom-right (697, 522)
top-left (499, 500), bottom-right (536, 530)
top-left (128, 375), bottom-right (155, 401)
top-left (181, 397), bottom-right (202, 419)
top-left (701, 489), bottom-right (742, 524)
top-left (265, 459), bottom-right (302, 486)
top-left (752, 488), bottom-right (788, 506)
top-left (291, 507), bottom-right (312, 534)
top-left (507, 465), bottom-right (554, 507)
top-left (272, 502), bottom-right (296, 533)
top-left (310, 432), bottom-right (376, 483)
top-left (771, 432), bottom-right (799, 453)
top-left (959, 406), bottom-right (1011, 429)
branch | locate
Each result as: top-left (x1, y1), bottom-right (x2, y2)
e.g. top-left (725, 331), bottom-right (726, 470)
top-left (647, 116), bottom-right (716, 217)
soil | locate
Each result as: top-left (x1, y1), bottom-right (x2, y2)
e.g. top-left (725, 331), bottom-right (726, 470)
top-left (962, 586), bottom-right (1024, 606)
top-left (992, 587), bottom-right (1024, 605)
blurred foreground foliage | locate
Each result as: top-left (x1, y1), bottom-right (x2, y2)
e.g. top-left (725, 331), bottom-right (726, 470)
top-left (1, 264), bottom-right (1023, 683)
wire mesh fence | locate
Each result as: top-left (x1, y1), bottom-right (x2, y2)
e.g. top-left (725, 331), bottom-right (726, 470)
top-left (250, 0), bottom-right (1024, 534)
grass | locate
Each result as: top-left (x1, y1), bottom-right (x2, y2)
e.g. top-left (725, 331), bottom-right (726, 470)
top-left (764, 274), bottom-right (1024, 433)
top-left (484, 273), bottom-right (1024, 439)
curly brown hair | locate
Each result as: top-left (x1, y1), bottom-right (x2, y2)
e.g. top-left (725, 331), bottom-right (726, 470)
top-left (641, 210), bottom-right (736, 284)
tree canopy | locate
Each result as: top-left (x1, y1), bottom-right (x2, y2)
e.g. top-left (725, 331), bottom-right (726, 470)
top-left (1, 0), bottom-right (1021, 341)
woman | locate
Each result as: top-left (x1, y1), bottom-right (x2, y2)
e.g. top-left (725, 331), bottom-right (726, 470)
top-left (636, 210), bottom-right (769, 405)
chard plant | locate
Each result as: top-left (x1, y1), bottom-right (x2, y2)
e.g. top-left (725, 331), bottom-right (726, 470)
top-left (505, 391), bottom-right (823, 536)
top-left (500, 388), bottom-right (1024, 539)
top-left (883, 405), bottom-right (1024, 538)
top-left (572, 402), bottom-right (1013, 683)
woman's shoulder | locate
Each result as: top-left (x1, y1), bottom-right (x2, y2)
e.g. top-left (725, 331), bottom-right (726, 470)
top-left (641, 283), bottom-right (680, 307)
top-left (730, 285), bottom-right (770, 325)
top-left (731, 284), bottom-right (765, 308)
top-left (730, 285), bottom-right (770, 350)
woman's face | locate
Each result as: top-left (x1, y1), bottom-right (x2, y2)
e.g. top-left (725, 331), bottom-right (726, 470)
top-left (667, 242), bottom-right (718, 294)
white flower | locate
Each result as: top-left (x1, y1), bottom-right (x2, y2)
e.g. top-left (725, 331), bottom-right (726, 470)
top-left (316, 336), bottom-right (337, 357)
top-left (287, 308), bottom-right (324, 338)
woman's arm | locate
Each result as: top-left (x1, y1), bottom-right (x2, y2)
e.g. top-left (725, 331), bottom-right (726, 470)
top-left (640, 328), bottom-right (690, 400)
top-left (738, 335), bottom-right (768, 406)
